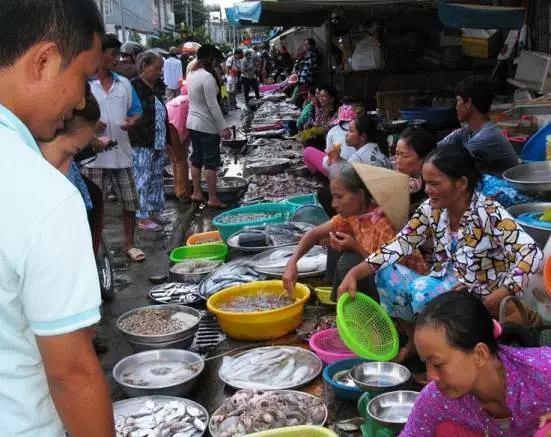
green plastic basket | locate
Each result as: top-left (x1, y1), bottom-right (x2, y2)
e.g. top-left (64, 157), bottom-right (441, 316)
top-left (337, 293), bottom-right (399, 361)
top-left (281, 193), bottom-right (319, 210)
top-left (169, 243), bottom-right (228, 264)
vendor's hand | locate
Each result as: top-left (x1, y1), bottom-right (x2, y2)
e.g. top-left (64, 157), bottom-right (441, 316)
top-left (539, 413), bottom-right (551, 437)
top-left (221, 127), bottom-right (232, 140)
top-left (92, 136), bottom-right (114, 152)
top-left (483, 287), bottom-right (512, 318)
top-left (120, 117), bottom-right (138, 131)
top-left (96, 121), bottom-right (107, 133)
top-left (282, 262), bottom-right (298, 296)
top-left (337, 272), bottom-right (357, 300)
top-left (329, 232), bottom-right (357, 253)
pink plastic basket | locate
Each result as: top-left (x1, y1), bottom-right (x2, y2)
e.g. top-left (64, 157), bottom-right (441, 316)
top-left (309, 328), bottom-right (357, 364)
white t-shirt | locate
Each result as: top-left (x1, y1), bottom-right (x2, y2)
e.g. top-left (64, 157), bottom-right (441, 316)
top-left (186, 68), bottom-right (227, 135)
top-left (323, 124), bottom-right (356, 171)
top-left (0, 105), bottom-right (101, 436)
top-left (348, 142), bottom-right (392, 168)
top-left (87, 73), bottom-right (142, 169)
top-left (163, 56), bottom-right (184, 90)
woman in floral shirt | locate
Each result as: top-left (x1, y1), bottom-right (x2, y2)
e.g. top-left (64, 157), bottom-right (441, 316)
top-left (339, 145), bottom-right (542, 361)
top-left (402, 291), bottom-right (551, 437)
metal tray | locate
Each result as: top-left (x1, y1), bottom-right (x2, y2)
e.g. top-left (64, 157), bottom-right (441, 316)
top-left (209, 390), bottom-right (327, 437)
top-left (148, 282), bottom-right (201, 305)
top-left (226, 222), bottom-right (315, 253)
top-left (218, 346), bottom-right (323, 391)
top-left (250, 245), bottom-right (327, 279)
top-left (114, 395), bottom-right (208, 437)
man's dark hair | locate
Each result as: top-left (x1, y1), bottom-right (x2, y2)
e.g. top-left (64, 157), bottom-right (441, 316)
top-left (455, 75), bottom-right (495, 115)
top-left (102, 33), bottom-right (121, 53)
top-left (0, 0), bottom-right (104, 68)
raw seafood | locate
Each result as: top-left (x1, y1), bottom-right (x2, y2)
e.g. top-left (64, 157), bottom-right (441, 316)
top-left (171, 260), bottom-right (223, 275)
top-left (219, 347), bottom-right (322, 390)
top-left (217, 291), bottom-right (296, 313)
top-left (149, 283), bottom-right (200, 305)
top-left (115, 399), bottom-right (207, 437)
top-left (198, 259), bottom-right (267, 299)
top-left (210, 390), bottom-right (326, 436)
top-left (297, 315), bottom-right (337, 341)
top-left (121, 360), bottom-right (202, 387)
top-left (243, 174), bottom-right (320, 203)
top-left (251, 246), bottom-right (327, 276)
top-left (228, 223), bottom-right (314, 250)
top-left (218, 213), bottom-right (283, 224)
top-left (118, 308), bottom-right (198, 336)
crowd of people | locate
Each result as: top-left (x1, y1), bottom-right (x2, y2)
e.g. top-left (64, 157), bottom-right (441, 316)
top-left (1, 0), bottom-right (551, 436)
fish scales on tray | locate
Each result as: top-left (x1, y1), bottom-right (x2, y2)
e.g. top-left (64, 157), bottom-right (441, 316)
top-left (210, 389), bottom-right (327, 437)
top-left (219, 346), bottom-right (322, 390)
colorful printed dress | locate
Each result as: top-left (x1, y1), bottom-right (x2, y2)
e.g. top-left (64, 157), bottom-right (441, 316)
top-left (401, 346), bottom-right (551, 436)
top-left (370, 192), bottom-right (542, 321)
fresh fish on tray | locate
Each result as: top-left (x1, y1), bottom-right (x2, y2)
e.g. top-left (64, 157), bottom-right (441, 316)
top-left (217, 291), bottom-right (296, 313)
top-left (149, 283), bottom-right (200, 305)
top-left (243, 174), bottom-right (320, 203)
top-left (210, 389), bottom-right (327, 437)
top-left (115, 397), bottom-right (208, 437)
top-left (198, 258), bottom-right (267, 300)
top-left (251, 245), bottom-right (327, 276)
top-left (219, 346), bottom-right (322, 390)
top-left (227, 223), bottom-right (315, 251)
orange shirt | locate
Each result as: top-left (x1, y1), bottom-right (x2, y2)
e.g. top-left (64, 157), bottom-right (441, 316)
top-left (330, 208), bottom-right (428, 275)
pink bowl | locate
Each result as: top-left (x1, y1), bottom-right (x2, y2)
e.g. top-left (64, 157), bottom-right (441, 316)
top-left (309, 328), bottom-right (357, 364)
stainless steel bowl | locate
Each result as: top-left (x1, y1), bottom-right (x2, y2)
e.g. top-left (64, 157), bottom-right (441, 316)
top-left (506, 202), bottom-right (551, 248)
top-left (127, 333), bottom-right (195, 353)
top-left (503, 162), bottom-right (551, 194)
top-left (113, 349), bottom-right (204, 398)
top-left (350, 362), bottom-right (411, 394)
top-left (169, 260), bottom-right (223, 284)
top-left (116, 304), bottom-right (201, 344)
top-left (366, 391), bottom-right (419, 433)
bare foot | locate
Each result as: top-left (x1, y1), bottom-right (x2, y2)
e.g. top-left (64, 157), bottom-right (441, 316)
top-left (190, 193), bottom-right (206, 203)
top-left (393, 341), bottom-right (417, 363)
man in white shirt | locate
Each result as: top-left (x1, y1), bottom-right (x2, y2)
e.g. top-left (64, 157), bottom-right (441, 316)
top-left (225, 49), bottom-right (243, 110)
top-left (83, 34), bottom-right (145, 262)
top-left (164, 46), bottom-right (184, 101)
top-left (0, 1), bottom-right (114, 436)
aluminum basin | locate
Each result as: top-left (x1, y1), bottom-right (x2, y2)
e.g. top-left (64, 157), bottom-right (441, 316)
top-left (503, 162), bottom-right (551, 194)
top-left (506, 202), bottom-right (551, 248)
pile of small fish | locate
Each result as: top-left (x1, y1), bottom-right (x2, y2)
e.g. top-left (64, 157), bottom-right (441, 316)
top-left (218, 212), bottom-right (283, 225)
top-left (171, 260), bottom-right (223, 275)
top-left (149, 283), bottom-right (200, 305)
top-left (217, 291), bottom-right (296, 313)
top-left (115, 399), bottom-right (207, 437)
top-left (210, 390), bottom-right (326, 437)
top-left (219, 347), bottom-right (320, 390)
top-left (198, 259), bottom-right (267, 299)
top-left (243, 174), bottom-right (320, 203)
top-left (297, 315), bottom-right (337, 341)
top-left (118, 308), bottom-right (198, 336)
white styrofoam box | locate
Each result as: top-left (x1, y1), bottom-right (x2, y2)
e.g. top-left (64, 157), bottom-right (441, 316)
top-left (508, 50), bottom-right (551, 95)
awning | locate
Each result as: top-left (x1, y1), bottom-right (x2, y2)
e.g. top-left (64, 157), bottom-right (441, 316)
top-left (437, 1), bottom-right (525, 29)
top-left (225, 1), bottom-right (329, 27)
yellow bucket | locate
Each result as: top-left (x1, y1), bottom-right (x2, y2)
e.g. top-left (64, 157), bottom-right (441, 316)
top-left (207, 280), bottom-right (311, 341)
top-left (314, 286), bottom-right (336, 306)
top-left (247, 426), bottom-right (337, 437)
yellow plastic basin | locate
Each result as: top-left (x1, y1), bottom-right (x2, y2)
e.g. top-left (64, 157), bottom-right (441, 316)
top-left (207, 280), bottom-right (311, 341)
top-left (247, 426), bottom-right (337, 437)
top-left (314, 287), bottom-right (336, 306)
top-left (186, 230), bottom-right (222, 246)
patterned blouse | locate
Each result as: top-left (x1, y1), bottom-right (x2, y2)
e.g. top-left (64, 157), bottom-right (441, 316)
top-left (331, 207), bottom-right (428, 275)
top-left (401, 346), bottom-right (551, 436)
top-left (364, 192), bottom-right (542, 297)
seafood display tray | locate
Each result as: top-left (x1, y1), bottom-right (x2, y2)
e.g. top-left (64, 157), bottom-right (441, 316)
top-left (226, 222), bottom-right (315, 253)
top-left (209, 390), bottom-right (328, 437)
top-left (148, 283), bottom-right (201, 305)
top-left (250, 246), bottom-right (327, 279)
top-left (114, 396), bottom-right (209, 437)
top-left (219, 346), bottom-right (323, 391)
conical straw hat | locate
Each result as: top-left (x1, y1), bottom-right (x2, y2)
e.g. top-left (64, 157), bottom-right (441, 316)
top-left (351, 162), bottom-right (410, 230)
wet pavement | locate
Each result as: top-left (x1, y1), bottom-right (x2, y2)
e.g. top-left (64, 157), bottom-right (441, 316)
top-left (97, 103), bottom-right (364, 431)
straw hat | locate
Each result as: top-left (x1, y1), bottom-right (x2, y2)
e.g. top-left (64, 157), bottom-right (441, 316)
top-left (351, 162), bottom-right (410, 230)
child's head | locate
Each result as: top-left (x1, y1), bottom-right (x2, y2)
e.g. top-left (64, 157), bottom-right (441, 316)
top-left (40, 84), bottom-right (100, 173)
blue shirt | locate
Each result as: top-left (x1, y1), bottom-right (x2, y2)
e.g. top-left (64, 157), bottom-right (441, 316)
top-left (438, 121), bottom-right (519, 175)
top-left (0, 105), bottom-right (101, 436)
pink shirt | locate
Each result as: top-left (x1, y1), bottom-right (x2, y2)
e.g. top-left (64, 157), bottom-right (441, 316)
top-left (401, 346), bottom-right (551, 436)
top-left (166, 95), bottom-right (190, 142)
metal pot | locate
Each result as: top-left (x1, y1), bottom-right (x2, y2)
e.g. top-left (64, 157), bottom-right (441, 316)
top-left (350, 362), bottom-right (411, 394)
top-left (113, 349), bottom-right (204, 397)
top-left (503, 162), bottom-right (551, 196)
top-left (169, 260), bottom-right (223, 284)
top-left (506, 202), bottom-right (551, 248)
top-left (127, 333), bottom-right (196, 353)
top-left (221, 126), bottom-right (248, 150)
top-left (116, 304), bottom-right (201, 344)
top-left (364, 391), bottom-right (419, 434)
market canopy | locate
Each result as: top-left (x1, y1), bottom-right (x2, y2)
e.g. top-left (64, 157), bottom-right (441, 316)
top-left (437, 1), bottom-right (525, 29)
top-left (225, 1), bottom-right (329, 27)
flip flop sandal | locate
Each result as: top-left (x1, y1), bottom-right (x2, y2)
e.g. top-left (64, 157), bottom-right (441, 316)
top-left (126, 247), bottom-right (146, 262)
top-left (207, 202), bottom-right (229, 209)
top-left (138, 220), bottom-right (163, 232)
